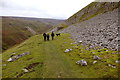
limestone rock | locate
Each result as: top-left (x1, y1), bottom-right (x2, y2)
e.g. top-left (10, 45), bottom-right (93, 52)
top-left (76, 59), bottom-right (87, 66)
top-left (93, 56), bottom-right (100, 60)
top-left (64, 49), bottom-right (72, 53)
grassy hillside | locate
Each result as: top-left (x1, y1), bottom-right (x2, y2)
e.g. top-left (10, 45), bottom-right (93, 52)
top-left (2, 34), bottom-right (119, 78)
top-left (2, 16), bottom-right (63, 51)
top-left (66, 2), bottom-right (119, 25)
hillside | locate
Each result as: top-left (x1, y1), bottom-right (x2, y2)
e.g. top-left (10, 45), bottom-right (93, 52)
top-left (2, 16), bottom-right (64, 51)
top-left (58, 2), bottom-right (119, 51)
top-left (2, 34), bottom-right (118, 78)
top-left (66, 2), bottom-right (119, 25)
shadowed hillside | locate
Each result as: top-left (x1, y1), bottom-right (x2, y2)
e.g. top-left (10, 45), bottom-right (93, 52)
top-left (2, 16), bottom-right (64, 51)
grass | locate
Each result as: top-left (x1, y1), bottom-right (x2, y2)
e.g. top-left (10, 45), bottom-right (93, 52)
top-left (2, 33), bottom-right (119, 78)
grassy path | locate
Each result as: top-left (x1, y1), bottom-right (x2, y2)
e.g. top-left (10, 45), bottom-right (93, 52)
top-left (41, 40), bottom-right (75, 78)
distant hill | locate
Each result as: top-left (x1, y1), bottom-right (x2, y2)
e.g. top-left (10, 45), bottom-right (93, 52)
top-left (2, 16), bottom-right (64, 51)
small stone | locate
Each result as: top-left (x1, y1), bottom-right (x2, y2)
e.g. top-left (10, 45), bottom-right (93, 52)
top-left (106, 50), bottom-right (109, 52)
top-left (7, 58), bottom-right (14, 62)
top-left (111, 65), bottom-right (116, 68)
top-left (22, 68), bottom-right (29, 72)
top-left (93, 56), bottom-right (100, 60)
top-left (108, 64), bottom-right (112, 67)
top-left (78, 40), bottom-right (82, 43)
top-left (115, 60), bottom-right (120, 63)
top-left (93, 61), bottom-right (97, 64)
top-left (64, 49), bottom-right (72, 53)
top-left (76, 59), bottom-right (87, 66)
top-left (70, 43), bottom-right (73, 45)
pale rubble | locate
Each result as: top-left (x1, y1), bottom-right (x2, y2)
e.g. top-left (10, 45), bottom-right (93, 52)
top-left (59, 9), bottom-right (118, 51)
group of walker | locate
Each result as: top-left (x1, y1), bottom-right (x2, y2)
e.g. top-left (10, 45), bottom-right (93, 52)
top-left (43, 32), bottom-right (55, 41)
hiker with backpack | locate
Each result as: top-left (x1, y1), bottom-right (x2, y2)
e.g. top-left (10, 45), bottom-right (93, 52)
top-left (46, 34), bottom-right (50, 41)
top-left (43, 33), bottom-right (47, 41)
top-left (51, 32), bottom-right (55, 40)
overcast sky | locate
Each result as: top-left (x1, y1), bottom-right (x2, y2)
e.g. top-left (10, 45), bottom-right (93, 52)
top-left (0, 0), bottom-right (95, 19)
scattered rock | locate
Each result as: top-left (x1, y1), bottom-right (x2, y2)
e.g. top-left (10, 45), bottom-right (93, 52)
top-left (78, 40), bottom-right (82, 43)
top-left (64, 49), bottom-right (72, 53)
top-left (111, 65), bottom-right (116, 68)
top-left (107, 64), bottom-right (116, 68)
top-left (16, 62), bottom-right (42, 78)
top-left (7, 52), bottom-right (30, 62)
top-left (93, 56), bottom-right (100, 60)
top-left (108, 64), bottom-right (112, 67)
top-left (22, 68), bottom-right (29, 73)
top-left (76, 59), bottom-right (87, 66)
top-left (93, 61), bottom-right (97, 64)
top-left (115, 60), bottom-right (120, 63)
top-left (7, 58), bottom-right (15, 62)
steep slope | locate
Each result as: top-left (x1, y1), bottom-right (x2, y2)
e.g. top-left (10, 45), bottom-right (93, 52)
top-left (59, 2), bottom-right (119, 51)
top-left (2, 16), bottom-right (63, 51)
top-left (66, 2), bottom-right (119, 25)
top-left (2, 34), bottom-right (118, 78)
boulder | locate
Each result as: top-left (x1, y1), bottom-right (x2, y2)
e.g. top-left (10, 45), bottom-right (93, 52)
top-left (93, 56), bottom-right (100, 60)
top-left (76, 59), bottom-right (87, 66)
top-left (93, 61), bottom-right (97, 64)
top-left (22, 68), bottom-right (29, 72)
top-left (78, 40), bottom-right (82, 43)
top-left (64, 49), bottom-right (72, 53)
top-left (108, 64), bottom-right (112, 67)
top-left (115, 60), bottom-right (120, 63)
top-left (7, 58), bottom-right (14, 62)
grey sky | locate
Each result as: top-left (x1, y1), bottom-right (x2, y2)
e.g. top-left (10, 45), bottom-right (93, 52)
top-left (0, 0), bottom-right (95, 19)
